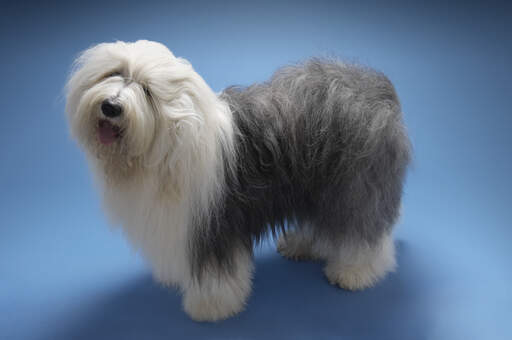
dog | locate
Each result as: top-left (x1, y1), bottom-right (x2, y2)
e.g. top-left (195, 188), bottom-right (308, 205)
top-left (65, 40), bottom-right (411, 322)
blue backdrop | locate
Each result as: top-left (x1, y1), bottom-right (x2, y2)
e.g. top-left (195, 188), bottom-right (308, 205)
top-left (1, 1), bottom-right (511, 339)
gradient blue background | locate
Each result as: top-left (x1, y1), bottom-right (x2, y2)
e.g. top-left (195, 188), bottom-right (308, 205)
top-left (1, 1), bottom-right (511, 339)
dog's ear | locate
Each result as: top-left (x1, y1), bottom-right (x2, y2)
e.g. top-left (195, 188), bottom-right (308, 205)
top-left (141, 55), bottom-right (234, 200)
top-left (143, 114), bottom-right (177, 168)
top-left (143, 93), bottom-right (204, 169)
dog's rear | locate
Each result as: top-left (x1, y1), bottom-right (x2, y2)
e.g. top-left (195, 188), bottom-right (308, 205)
top-left (214, 59), bottom-right (411, 288)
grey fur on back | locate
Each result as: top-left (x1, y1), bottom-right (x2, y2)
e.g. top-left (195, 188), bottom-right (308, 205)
top-left (191, 59), bottom-right (411, 277)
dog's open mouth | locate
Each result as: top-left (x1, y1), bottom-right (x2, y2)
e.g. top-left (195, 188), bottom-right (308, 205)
top-left (98, 119), bottom-right (122, 145)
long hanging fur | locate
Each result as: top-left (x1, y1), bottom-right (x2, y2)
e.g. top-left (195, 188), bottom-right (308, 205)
top-left (66, 40), bottom-right (411, 322)
top-left (190, 59), bottom-right (411, 279)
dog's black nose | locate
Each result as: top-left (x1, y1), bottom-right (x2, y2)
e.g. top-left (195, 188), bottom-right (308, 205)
top-left (101, 100), bottom-right (122, 118)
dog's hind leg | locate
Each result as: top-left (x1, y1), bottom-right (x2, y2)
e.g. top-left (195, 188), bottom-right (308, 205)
top-left (319, 127), bottom-right (407, 290)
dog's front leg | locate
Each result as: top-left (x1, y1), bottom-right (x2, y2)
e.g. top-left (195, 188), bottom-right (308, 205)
top-left (183, 246), bottom-right (253, 322)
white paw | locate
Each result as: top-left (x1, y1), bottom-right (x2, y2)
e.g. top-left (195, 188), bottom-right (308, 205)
top-left (183, 279), bottom-right (250, 322)
top-left (324, 264), bottom-right (385, 291)
top-left (183, 251), bottom-right (253, 322)
top-left (325, 235), bottom-right (396, 291)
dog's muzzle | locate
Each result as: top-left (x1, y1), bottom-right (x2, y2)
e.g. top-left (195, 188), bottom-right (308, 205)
top-left (98, 119), bottom-right (122, 145)
top-left (98, 99), bottom-right (123, 145)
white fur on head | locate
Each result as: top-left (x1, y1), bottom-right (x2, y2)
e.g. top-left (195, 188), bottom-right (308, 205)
top-left (65, 40), bottom-right (234, 287)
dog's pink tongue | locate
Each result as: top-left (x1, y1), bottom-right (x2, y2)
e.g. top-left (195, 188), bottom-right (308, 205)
top-left (98, 120), bottom-right (118, 145)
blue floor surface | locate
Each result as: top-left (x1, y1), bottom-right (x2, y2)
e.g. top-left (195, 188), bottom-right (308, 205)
top-left (1, 1), bottom-right (511, 339)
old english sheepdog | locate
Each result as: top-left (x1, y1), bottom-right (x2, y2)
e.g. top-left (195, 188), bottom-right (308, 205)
top-left (66, 40), bottom-right (411, 321)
